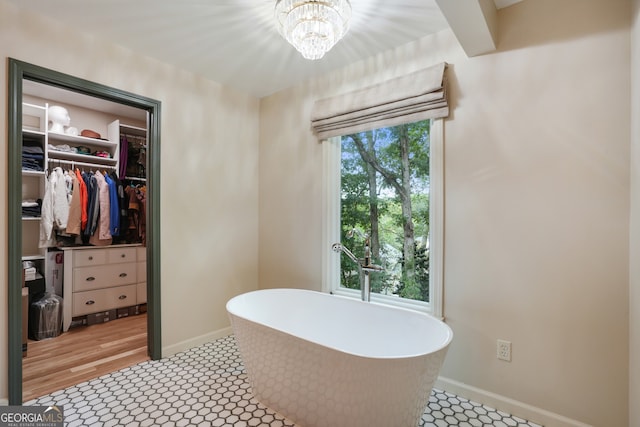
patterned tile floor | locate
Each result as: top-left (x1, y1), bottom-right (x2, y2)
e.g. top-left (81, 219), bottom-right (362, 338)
top-left (27, 335), bottom-right (542, 427)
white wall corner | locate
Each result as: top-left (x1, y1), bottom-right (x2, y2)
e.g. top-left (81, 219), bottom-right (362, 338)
top-left (493, 0), bottom-right (523, 9)
top-left (434, 0), bottom-right (498, 57)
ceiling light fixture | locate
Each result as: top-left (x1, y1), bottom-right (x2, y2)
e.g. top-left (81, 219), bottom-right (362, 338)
top-left (275, 0), bottom-right (352, 60)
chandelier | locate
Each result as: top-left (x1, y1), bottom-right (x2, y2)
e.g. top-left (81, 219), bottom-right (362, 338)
top-left (275, 0), bottom-right (352, 60)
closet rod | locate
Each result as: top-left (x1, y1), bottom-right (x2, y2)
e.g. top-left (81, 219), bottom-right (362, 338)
top-left (47, 159), bottom-right (117, 170)
top-left (121, 133), bottom-right (147, 140)
top-left (124, 176), bottom-right (146, 182)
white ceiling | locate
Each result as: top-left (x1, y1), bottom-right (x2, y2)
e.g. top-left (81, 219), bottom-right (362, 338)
top-left (7, 0), bottom-right (520, 98)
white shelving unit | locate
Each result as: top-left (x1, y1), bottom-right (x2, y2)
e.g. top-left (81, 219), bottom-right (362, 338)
top-left (21, 100), bottom-right (126, 261)
top-left (21, 102), bottom-right (47, 262)
top-left (47, 125), bottom-right (119, 167)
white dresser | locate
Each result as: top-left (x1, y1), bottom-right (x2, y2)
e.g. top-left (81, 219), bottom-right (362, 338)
top-left (62, 245), bottom-right (146, 331)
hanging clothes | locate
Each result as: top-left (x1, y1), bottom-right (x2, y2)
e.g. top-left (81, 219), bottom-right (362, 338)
top-left (64, 170), bottom-right (73, 202)
top-left (119, 135), bottom-right (128, 178)
top-left (124, 185), bottom-right (145, 244)
top-left (52, 167), bottom-right (70, 230)
top-left (136, 185), bottom-right (147, 245)
top-left (89, 172), bottom-right (112, 246)
top-left (104, 172), bottom-right (120, 237)
top-left (39, 171), bottom-right (55, 248)
top-left (128, 184), bottom-right (147, 245)
top-left (75, 169), bottom-right (88, 232)
top-left (66, 171), bottom-right (82, 236)
top-left (83, 172), bottom-right (100, 239)
top-left (110, 171), bottom-right (127, 243)
top-left (39, 167), bottom-right (70, 248)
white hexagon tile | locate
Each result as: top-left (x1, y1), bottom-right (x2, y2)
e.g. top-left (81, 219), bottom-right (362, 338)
top-left (26, 335), bottom-right (542, 427)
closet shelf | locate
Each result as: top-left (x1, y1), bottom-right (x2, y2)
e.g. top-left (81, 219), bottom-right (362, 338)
top-left (22, 170), bottom-right (45, 177)
top-left (48, 151), bottom-right (117, 166)
top-left (48, 131), bottom-right (117, 149)
top-left (22, 102), bottom-right (46, 133)
top-left (22, 217), bottom-right (41, 221)
top-left (22, 129), bottom-right (45, 137)
top-left (23, 102), bottom-right (46, 114)
top-left (120, 123), bottom-right (146, 136)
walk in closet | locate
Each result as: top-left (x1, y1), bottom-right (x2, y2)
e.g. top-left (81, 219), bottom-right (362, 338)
top-left (8, 59), bottom-right (161, 404)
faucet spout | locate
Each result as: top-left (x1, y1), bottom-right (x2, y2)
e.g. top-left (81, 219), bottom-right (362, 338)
top-left (331, 235), bottom-right (384, 302)
top-left (331, 243), bottom-right (359, 265)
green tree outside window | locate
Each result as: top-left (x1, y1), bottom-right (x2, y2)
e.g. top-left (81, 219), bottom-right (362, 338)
top-left (340, 120), bottom-right (431, 302)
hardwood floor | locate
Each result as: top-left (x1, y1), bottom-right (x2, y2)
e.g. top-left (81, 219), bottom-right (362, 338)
top-left (22, 312), bottom-right (149, 402)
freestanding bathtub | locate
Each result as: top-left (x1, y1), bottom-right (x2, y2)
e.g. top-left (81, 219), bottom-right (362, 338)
top-left (226, 288), bottom-right (453, 427)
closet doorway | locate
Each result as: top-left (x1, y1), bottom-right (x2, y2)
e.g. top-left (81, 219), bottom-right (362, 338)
top-left (7, 59), bottom-right (162, 404)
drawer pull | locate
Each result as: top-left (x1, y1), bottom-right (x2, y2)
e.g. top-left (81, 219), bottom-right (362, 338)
top-left (88, 256), bottom-right (93, 260)
top-left (121, 254), bottom-right (126, 258)
top-left (119, 273), bottom-right (127, 278)
top-left (85, 300), bottom-right (95, 305)
top-left (86, 276), bottom-right (96, 282)
top-left (118, 295), bottom-right (127, 300)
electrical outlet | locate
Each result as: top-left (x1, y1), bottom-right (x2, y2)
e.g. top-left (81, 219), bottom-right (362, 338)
top-left (497, 339), bottom-right (512, 362)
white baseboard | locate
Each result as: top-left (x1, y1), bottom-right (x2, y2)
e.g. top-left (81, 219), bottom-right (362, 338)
top-left (162, 326), bottom-right (233, 358)
top-left (0, 399), bottom-right (7, 406)
top-left (435, 377), bottom-right (592, 427)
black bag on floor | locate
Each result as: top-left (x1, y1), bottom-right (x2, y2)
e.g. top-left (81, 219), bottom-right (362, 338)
top-left (29, 293), bottom-right (63, 341)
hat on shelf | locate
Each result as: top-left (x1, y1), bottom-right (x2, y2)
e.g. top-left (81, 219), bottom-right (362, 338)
top-left (80, 129), bottom-right (101, 139)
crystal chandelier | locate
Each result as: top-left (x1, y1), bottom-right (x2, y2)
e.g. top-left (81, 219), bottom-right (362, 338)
top-left (275, 0), bottom-right (352, 60)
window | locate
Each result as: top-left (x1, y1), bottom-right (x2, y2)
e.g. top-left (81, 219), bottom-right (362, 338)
top-left (314, 62), bottom-right (448, 317)
top-left (323, 119), bottom-right (443, 317)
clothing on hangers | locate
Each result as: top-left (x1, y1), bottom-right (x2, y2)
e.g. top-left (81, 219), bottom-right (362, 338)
top-left (38, 156), bottom-right (142, 246)
top-left (104, 172), bottom-right (120, 237)
top-left (119, 135), bottom-right (128, 178)
top-left (66, 170), bottom-right (82, 236)
top-left (83, 171), bottom-right (100, 239)
top-left (89, 172), bottom-right (112, 246)
top-left (39, 167), bottom-right (70, 248)
top-left (76, 169), bottom-right (88, 231)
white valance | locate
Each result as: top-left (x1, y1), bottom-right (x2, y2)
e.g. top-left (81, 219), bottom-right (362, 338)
top-left (311, 62), bottom-right (449, 139)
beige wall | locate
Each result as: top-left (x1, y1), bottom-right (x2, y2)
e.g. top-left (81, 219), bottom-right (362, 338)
top-left (1, 0), bottom-right (633, 424)
top-left (630, 0), bottom-right (640, 425)
top-left (260, 1), bottom-right (630, 425)
top-left (0, 0), bottom-right (260, 401)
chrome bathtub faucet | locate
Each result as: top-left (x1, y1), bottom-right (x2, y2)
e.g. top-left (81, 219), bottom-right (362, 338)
top-left (331, 229), bottom-right (383, 302)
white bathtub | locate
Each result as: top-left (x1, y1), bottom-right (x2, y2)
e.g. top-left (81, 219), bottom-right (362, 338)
top-left (226, 288), bottom-right (453, 427)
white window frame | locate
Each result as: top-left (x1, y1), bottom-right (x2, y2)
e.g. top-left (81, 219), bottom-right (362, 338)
top-left (322, 119), bottom-right (444, 318)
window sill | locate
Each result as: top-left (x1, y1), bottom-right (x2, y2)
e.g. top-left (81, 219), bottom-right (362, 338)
top-left (330, 287), bottom-right (440, 318)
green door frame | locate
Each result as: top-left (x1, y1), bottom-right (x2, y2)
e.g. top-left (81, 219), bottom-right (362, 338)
top-left (7, 58), bottom-right (162, 404)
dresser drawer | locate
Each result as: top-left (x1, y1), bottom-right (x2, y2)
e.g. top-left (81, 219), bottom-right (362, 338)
top-left (107, 247), bottom-right (137, 263)
top-left (73, 262), bottom-right (137, 292)
top-left (73, 284), bottom-right (137, 316)
top-left (73, 249), bottom-right (107, 267)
